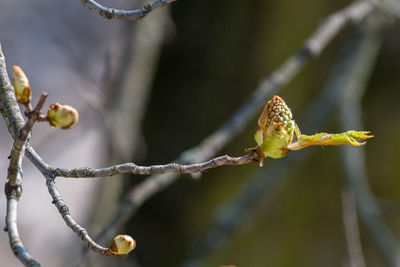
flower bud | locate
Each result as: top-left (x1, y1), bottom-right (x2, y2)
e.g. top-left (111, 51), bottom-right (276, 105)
top-left (47, 103), bottom-right (79, 129)
top-left (258, 95), bottom-right (292, 131)
top-left (12, 65), bottom-right (31, 104)
top-left (108, 235), bottom-right (136, 257)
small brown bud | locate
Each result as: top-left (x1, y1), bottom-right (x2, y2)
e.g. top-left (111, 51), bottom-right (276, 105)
top-left (12, 65), bottom-right (31, 104)
top-left (108, 235), bottom-right (136, 257)
top-left (47, 103), bottom-right (79, 129)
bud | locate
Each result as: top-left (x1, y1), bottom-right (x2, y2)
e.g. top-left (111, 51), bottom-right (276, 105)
top-left (47, 103), bottom-right (79, 129)
top-left (250, 95), bottom-right (296, 161)
top-left (258, 95), bottom-right (292, 132)
top-left (108, 235), bottom-right (136, 257)
top-left (12, 65), bottom-right (31, 104)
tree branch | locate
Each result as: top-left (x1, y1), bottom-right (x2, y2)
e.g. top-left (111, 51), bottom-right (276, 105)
top-left (20, 146), bottom-right (113, 257)
top-left (1, 43), bottom-right (42, 267)
top-left (5, 198), bottom-right (41, 267)
top-left (80, 0), bottom-right (177, 21)
top-left (50, 153), bottom-right (258, 178)
top-left (7, 93), bottom-right (47, 187)
top-left (90, 0), bottom-right (374, 247)
top-left (0, 44), bottom-right (112, 262)
top-left (45, 175), bottom-right (111, 256)
top-left (0, 44), bottom-right (26, 138)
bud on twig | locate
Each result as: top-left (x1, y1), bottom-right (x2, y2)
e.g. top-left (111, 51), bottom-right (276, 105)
top-left (12, 65), bottom-right (32, 104)
top-left (258, 95), bottom-right (292, 131)
top-left (47, 103), bottom-right (79, 129)
top-left (248, 95), bottom-right (373, 162)
top-left (108, 235), bottom-right (136, 257)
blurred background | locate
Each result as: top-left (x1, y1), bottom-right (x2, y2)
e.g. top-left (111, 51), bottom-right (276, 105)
top-left (1, 0), bottom-right (400, 266)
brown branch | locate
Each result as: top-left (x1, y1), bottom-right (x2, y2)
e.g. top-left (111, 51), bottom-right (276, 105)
top-left (80, 0), bottom-right (177, 21)
top-left (50, 153), bottom-right (258, 178)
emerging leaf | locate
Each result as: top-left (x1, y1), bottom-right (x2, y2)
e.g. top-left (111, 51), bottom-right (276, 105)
top-left (288, 131), bottom-right (374, 150)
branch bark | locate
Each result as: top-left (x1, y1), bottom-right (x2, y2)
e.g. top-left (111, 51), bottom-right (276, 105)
top-left (1, 43), bottom-right (42, 267)
top-left (80, 0), bottom-right (177, 21)
top-left (50, 153), bottom-right (258, 178)
top-left (5, 198), bottom-right (41, 267)
top-left (45, 176), bottom-right (111, 256)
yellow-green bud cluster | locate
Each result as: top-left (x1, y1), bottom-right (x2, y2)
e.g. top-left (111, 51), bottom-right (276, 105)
top-left (108, 235), bottom-right (136, 257)
top-left (47, 103), bottom-right (79, 129)
top-left (265, 95), bottom-right (292, 126)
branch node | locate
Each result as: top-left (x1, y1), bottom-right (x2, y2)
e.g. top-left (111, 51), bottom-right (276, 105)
top-left (4, 181), bottom-right (22, 200)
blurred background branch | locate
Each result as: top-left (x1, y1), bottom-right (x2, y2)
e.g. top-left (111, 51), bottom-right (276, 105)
top-left (80, 0), bottom-right (177, 21)
top-left (339, 15), bottom-right (400, 267)
top-left (341, 188), bottom-right (366, 267)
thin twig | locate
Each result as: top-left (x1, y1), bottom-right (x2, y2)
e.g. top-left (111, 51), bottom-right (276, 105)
top-left (339, 16), bottom-right (400, 267)
top-left (45, 175), bottom-right (111, 256)
top-left (90, 0), bottom-right (374, 248)
top-left (50, 153), bottom-right (258, 178)
top-left (5, 198), bottom-right (41, 267)
top-left (80, 0), bottom-right (177, 21)
top-left (22, 146), bottom-right (113, 257)
top-left (341, 188), bottom-right (367, 267)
